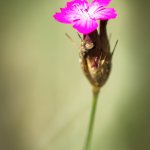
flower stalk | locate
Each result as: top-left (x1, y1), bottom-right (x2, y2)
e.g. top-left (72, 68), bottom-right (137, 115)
top-left (84, 88), bottom-right (99, 150)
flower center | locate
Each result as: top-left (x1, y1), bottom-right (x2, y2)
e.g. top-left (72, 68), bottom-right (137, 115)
top-left (72, 3), bottom-right (91, 19)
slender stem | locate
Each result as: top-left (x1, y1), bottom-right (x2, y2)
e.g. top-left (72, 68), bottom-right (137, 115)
top-left (84, 89), bottom-right (99, 150)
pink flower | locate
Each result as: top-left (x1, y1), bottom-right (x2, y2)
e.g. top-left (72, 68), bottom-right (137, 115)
top-left (53, 0), bottom-right (117, 34)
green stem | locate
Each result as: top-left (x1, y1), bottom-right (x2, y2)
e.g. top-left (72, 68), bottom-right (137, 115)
top-left (84, 89), bottom-right (99, 150)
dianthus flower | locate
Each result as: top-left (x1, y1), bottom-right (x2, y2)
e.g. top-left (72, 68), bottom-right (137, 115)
top-left (53, 0), bottom-right (117, 34)
top-left (53, 2), bottom-right (118, 150)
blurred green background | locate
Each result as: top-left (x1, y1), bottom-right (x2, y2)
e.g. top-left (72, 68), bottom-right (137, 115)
top-left (0, 0), bottom-right (150, 150)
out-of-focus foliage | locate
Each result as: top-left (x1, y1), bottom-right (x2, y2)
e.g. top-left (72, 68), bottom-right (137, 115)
top-left (0, 0), bottom-right (150, 150)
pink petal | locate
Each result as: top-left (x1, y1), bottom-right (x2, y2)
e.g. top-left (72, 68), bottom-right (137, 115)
top-left (73, 18), bottom-right (98, 34)
top-left (88, 2), bottom-right (104, 17)
top-left (53, 8), bottom-right (79, 24)
top-left (92, 0), bottom-right (112, 6)
top-left (95, 8), bottom-right (117, 20)
top-left (67, 0), bottom-right (89, 8)
top-left (53, 0), bottom-right (89, 24)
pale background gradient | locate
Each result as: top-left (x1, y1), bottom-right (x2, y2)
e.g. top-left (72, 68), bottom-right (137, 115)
top-left (0, 0), bottom-right (150, 150)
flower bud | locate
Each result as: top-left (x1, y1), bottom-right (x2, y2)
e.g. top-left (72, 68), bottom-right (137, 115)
top-left (79, 20), bottom-right (112, 90)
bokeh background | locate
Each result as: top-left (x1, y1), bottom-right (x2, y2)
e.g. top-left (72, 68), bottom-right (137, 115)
top-left (0, 0), bottom-right (150, 150)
